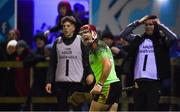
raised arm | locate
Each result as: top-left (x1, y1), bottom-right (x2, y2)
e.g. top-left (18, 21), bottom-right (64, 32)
top-left (119, 15), bottom-right (149, 41)
top-left (154, 18), bottom-right (177, 46)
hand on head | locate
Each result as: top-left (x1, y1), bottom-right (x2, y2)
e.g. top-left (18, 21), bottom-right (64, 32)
top-left (138, 15), bottom-right (149, 24)
top-left (152, 18), bottom-right (160, 25)
top-left (138, 15), bottom-right (160, 25)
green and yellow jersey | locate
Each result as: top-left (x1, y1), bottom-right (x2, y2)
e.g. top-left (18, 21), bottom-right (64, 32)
top-left (89, 40), bottom-right (120, 86)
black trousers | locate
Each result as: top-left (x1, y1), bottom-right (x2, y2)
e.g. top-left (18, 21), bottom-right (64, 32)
top-left (133, 79), bottom-right (161, 111)
top-left (55, 82), bottom-right (82, 111)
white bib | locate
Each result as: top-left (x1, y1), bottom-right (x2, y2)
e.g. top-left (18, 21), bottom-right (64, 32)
top-left (55, 35), bottom-right (83, 82)
top-left (134, 39), bottom-right (158, 80)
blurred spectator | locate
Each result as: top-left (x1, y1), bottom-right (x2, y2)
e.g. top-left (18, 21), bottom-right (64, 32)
top-left (15, 40), bottom-right (31, 96)
top-left (0, 40), bottom-right (18, 96)
top-left (73, 3), bottom-right (89, 25)
top-left (101, 30), bottom-right (114, 47)
top-left (27, 32), bottom-right (48, 65)
top-left (7, 29), bottom-right (20, 41)
top-left (112, 37), bottom-right (129, 55)
top-left (44, 1), bottom-right (82, 37)
top-left (101, 30), bottom-right (129, 75)
top-left (34, 32), bottom-right (47, 50)
top-left (31, 33), bottom-right (48, 97)
top-left (0, 29), bottom-right (20, 60)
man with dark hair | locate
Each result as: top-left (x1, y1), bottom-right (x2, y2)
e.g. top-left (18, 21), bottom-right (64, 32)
top-left (45, 16), bottom-right (94, 111)
top-left (119, 15), bottom-right (177, 110)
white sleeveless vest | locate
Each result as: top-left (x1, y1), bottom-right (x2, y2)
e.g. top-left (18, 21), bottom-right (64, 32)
top-left (134, 39), bottom-right (157, 80)
top-left (55, 35), bottom-right (83, 82)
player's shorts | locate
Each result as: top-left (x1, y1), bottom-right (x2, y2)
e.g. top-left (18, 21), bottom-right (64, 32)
top-left (92, 81), bottom-right (121, 104)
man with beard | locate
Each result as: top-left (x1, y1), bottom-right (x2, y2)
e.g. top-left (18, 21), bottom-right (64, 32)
top-left (79, 24), bottom-right (121, 111)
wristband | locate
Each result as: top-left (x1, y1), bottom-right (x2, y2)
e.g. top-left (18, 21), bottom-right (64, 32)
top-left (97, 82), bottom-right (104, 87)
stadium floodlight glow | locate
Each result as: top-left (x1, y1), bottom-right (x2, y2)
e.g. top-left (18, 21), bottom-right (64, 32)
top-left (157, 0), bottom-right (168, 3)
